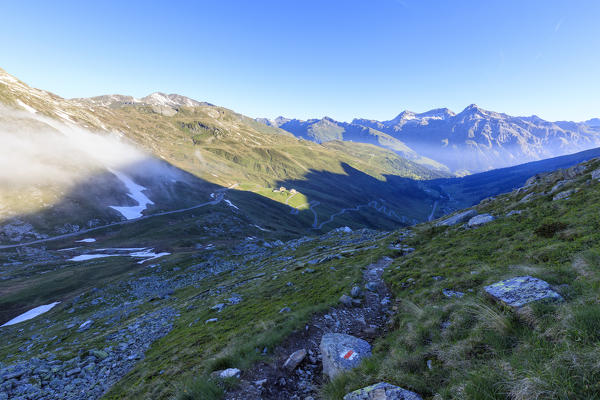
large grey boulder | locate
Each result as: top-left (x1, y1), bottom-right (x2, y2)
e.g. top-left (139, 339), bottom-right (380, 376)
top-left (484, 276), bottom-right (563, 307)
top-left (467, 214), bottom-right (494, 227)
top-left (553, 190), bottom-right (574, 201)
top-left (343, 382), bottom-right (422, 400)
top-left (320, 333), bottom-right (371, 379)
top-left (436, 209), bottom-right (477, 227)
top-left (550, 180), bottom-right (573, 193)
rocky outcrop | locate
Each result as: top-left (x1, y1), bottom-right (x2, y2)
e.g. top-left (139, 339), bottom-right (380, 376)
top-left (553, 190), bottom-right (575, 201)
top-left (436, 209), bottom-right (477, 227)
top-left (320, 333), bottom-right (371, 379)
top-left (343, 382), bottom-right (422, 400)
top-left (484, 276), bottom-right (563, 307)
top-left (467, 214), bottom-right (495, 227)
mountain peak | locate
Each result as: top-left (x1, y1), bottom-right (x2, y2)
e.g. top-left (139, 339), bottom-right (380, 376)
top-left (463, 103), bottom-right (481, 112)
top-left (141, 92), bottom-right (206, 108)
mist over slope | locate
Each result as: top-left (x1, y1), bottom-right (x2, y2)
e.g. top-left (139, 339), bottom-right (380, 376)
top-left (0, 68), bottom-right (454, 244)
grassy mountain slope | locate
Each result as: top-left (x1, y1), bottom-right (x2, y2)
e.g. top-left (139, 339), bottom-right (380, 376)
top-left (262, 116), bottom-right (448, 172)
top-left (324, 157), bottom-right (600, 399)
top-left (0, 68), bottom-right (450, 242)
top-left (2, 156), bottom-right (598, 400)
top-left (426, 146), bottom-right (600, 219)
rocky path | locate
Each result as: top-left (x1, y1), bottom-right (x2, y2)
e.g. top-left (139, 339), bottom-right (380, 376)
top-left (224, 257), bottom-right (395, 400)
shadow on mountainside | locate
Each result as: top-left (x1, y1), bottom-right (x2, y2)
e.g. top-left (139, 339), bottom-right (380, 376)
top-left (2, 146), bottom-right (600, 324)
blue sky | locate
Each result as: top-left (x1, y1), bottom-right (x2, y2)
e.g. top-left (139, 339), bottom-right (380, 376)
top-left (1, 0), bottom-right (598, 122)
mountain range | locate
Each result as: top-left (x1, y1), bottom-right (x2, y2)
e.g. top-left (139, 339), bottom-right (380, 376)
top-left (3, 66), bottom-right (600, 400)
top-left (261, 105), bottom-right (600, 175)
top-left (2, 67), bottom-right (600, 245)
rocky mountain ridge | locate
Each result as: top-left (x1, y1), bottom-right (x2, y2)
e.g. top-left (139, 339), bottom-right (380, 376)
top-left (264, 105), bottom-right (600, 175)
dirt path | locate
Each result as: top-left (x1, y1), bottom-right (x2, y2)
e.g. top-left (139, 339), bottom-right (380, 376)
top-left (225, 257), bottom-right (395, 400)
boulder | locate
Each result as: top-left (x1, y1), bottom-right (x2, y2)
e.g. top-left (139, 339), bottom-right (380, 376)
top-left (442, 289), bottom-right (464, 298)
top-left (320, 333), bottom-right (371, 379)
top-left (283, 349), bottom-right (306, 371)
top-left (519, 192), bottom-right (536, 203)
top-left (550, 180), bottom-right (573, 193)
top-left (343, 382), bottom-right (422, 400)
top-left (211, 368), bottom-right (241, 379)
top-left (435, 209), bottom-right (477, 227)
top-left (340, 295), bottom-right (353, 306)
top-left (77, 320), bottom-right (93, 332)
top-left (219, 368), bottom-right (241, 379)
top-left (484, 276), bottom-right (563, 307)
top-left (467, 214), bottom-right (494, 227)
top-left (351, 286), bottom-right (362, 298)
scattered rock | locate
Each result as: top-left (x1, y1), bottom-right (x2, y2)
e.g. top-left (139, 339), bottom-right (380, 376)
top-left (484, 276), bottom-right (563, 307)
top-left (550, 180), bottom-right (573, 193)
top-left (219, 368), bottom-right (241, 379)
top-left (436, 209), bottom-right (477, 226)
top-left (211, 303), bottom-right (226, 312)
top-left (467, 214), bottom-right (494, 227)
top-left (506, 210), bottom-right (523, 217)
top-left (320, 333), bottom-right (371, 380)
top-left (343, 382), bottom-right (422, 400)
top-left (283, 349), bottom-right (307, 372)
top-left (279, 307), bottom-right (291, 313)
top-left (77, 320), bottom-right (93, 332)
top-left (227, 294), bottom-right (243, 304)
top-left (205, 318), bottom-right (218, 324)
top-left (442, 289), bottom-right (464, 298)
top-left (339, 295), bottom-right (353, 306)
top-left (519, 192), bottom-right (537, 203)
top-left (553, 190), bottom-right (575, 201)
top-left (350, 286), bottom-right (362, 298)
top-left (592, 168), bottom-right (600, 180)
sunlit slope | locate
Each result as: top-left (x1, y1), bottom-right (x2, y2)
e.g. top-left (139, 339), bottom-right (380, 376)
top-left (0, 68), bottom-right (449, 243)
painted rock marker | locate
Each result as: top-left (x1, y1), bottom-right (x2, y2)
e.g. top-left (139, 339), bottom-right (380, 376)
top-left (320, 333), bottom-right (371, 379)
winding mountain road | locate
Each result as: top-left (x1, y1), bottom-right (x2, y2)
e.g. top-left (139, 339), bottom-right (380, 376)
top-left (428, 201), bottom-right (438, 221)
top-left (0, 193), bottom-right (226, 250)
top-left (312, 199), bottom-right (405, 230)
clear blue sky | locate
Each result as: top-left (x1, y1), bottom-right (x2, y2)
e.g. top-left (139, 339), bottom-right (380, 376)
top-left (1, 0), bottom-right (598, 122)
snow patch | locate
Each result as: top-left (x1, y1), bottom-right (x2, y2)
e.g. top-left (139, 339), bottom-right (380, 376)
top-left (15, 99), bottom-right (37, 114)
top-left (76, 238), bottom-right (96, 243)
top-left (109, 169), bottom-right (154, 219)
top-left (68, 248), bottom-right (170, 263)
top-left (1, 302), bottom-right (60, 327)
top-left (224, 199), bottom-right (239, 209)
top-left (68, 254), bottom-right (117, 261)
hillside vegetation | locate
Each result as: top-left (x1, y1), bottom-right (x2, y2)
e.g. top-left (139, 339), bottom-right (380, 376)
top-left (325, 157), bottom-right (600, 399)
